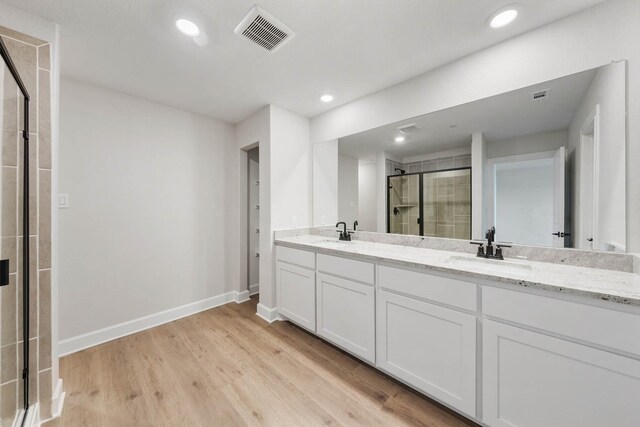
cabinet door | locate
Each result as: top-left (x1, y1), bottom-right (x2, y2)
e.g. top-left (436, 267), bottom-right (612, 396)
top-left (483, 320), bottom-right (640, 427)
top-left (377, 290), bottom-right (476, 416)
top-left (316, 273), bottom-right (375, 363)
top-left (276, 261), bottom-right (315, 331)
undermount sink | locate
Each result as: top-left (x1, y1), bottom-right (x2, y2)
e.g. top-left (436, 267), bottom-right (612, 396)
top-left (313, 239), bottom-right (355, 249)
top-left (444, 255), bottom-right (533, 276)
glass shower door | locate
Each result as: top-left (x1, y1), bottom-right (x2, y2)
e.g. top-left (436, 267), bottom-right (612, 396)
top-left (423, 169), bottom-right (471, 239)
top-left (388, 174), bottom-right (421, 235)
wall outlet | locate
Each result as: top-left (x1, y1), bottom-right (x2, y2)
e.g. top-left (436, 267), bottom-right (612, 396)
top-left (291, 216), bottom-right (297, 228)
top-left (58, 193), bottom-right (70, 209)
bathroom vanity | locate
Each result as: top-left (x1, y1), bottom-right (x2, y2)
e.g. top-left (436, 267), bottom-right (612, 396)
top-left (274, 234), bottom-right (640, 427)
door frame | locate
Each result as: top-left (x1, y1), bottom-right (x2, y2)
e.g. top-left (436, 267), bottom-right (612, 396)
top-left (386, 167), bottom-right (471, 237)
top-left (578, 105), bottom-right (600, 250)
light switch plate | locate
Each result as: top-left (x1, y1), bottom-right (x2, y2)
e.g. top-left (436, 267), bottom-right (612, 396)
top-left (58, 193), bottom-right (70, 209)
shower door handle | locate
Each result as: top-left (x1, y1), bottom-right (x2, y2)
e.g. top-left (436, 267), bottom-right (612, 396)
top-left (0, 259), bottom-right (9, 286)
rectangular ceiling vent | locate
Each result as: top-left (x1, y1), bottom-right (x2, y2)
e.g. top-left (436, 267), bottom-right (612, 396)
top-left (234, 6), bottom-right (295, 53)
top-left (397, 123), bottom-right (420, 134)
top-left (530, 89), bottom-right (550, 102)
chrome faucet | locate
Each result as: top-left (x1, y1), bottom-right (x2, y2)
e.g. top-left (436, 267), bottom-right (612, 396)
top-left (336, 222), bottom-right (353, 241)
top-left (470, 227), bottom-right (511, 260)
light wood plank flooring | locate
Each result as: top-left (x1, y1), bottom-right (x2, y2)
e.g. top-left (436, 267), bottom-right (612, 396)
top-left (45, 296), bottom-right (476, 426)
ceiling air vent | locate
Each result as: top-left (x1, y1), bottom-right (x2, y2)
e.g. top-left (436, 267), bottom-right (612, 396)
top-left (397, 123), bottom-right (420, 134)
top-left (530, 89), bottom-right (550, 102)
top-left (234, 6), bottom-right (295, 53)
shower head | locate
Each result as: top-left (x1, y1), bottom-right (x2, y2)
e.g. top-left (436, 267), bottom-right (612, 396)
top-left (394, 168), bottom-right (406, 175)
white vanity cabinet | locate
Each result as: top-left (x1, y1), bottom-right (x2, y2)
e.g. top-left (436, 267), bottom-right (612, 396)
top-left (275, 241), bottom-right (640, 427)
top-left (376, 266), bottom-right (477, 417)
top-left (316, 254), bottom-right (376, 363)
top-left (483, 287), bottom-right (640, 427)
top-left (276, 246), bottom-right (316, 331)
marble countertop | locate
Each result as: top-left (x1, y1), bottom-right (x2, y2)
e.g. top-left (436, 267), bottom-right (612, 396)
top-left (275, 235), bottom-right (640, 307)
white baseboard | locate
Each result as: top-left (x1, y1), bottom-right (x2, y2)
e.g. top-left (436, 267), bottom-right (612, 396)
top-left (256, 303), bottom-right (280, 323)
top-left (59, 292), bottom-right (238, 356)
top-left (51, 378), bottom-right (66, 420)
top-left (12, 403), bottom-right (38, 427)
top-left (249, 283), bottom-right (259, 295)
top-left (235, 290), bottom-right (251, 303)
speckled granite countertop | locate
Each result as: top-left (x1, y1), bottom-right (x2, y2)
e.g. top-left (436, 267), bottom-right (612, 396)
top-left (275, 235), bottom-right (640, 307)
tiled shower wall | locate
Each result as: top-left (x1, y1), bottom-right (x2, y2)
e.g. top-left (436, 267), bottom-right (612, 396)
top-left (0, 26), bottom-right (53, 422)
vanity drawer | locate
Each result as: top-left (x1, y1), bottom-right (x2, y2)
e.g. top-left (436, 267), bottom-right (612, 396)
top-left (317, 254), bottom-right (374, 284)
top-left (276, 246), bottom-right (315, 270)
top-left (483, 286), bottom-right (640, 355)
top-left (378, 265), bottom-right (477, 312)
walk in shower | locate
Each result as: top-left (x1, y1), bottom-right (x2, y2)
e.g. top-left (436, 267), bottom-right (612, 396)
top-left (0, 36), bottom-right (32, 424)
top-left (388, 168), bottom-right (471, 239)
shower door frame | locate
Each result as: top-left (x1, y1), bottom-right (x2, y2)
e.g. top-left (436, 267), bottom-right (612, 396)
top-left (386, 166), bottom-right (472, 238)
top-left (0, 36), bottom-right (32, 414)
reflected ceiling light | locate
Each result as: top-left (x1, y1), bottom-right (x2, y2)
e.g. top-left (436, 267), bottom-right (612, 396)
top-left (320, 94), bottom-right (334, 103)
top-left (176, 19), bottom-right (200, 37)
top-left (394, 136), bottom-right (406, 143)
top-left (489, 9), bottom-right (518, 28)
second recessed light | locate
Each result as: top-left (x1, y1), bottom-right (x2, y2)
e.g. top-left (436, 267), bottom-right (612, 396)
top-left (395, 136), bottom-right (406, 143)
top-left (321, 94), bottom-right (334, 103)
top-left (176, 19), bottom-right (200, 37)
top-left (489, 9), bottom-right (518, 28)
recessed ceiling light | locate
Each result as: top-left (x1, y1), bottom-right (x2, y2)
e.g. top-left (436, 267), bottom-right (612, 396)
top-left (320, 94), bottom-right (334, 103)
top-left (394, 136), bottom-right (406, 144)
top-left (176, 19), bottom-right (200, 37)
top-left (489, 9), bottom-right (518, 28)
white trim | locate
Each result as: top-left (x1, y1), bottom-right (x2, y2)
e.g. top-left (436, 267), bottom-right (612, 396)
top-left (58, 292), bottom-right (238, 356)
top-left (235, 290), bottom-right (251, 303)
top-left (256, 303), bottom-right (280, 323)
top-left (12, 403), bottom-right (38, 427)
top-left (249, 283), bottom-right (260, 295)
top-left (50, 378), bottom-right (66, 420)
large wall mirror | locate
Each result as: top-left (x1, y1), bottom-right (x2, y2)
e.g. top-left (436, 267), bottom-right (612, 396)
top-left (313, 61), bottom-right (627, 252)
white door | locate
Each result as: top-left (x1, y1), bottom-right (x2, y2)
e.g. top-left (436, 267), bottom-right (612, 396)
top-left (316, 273), bottom-right (375, 363)
top-left (552, 146), bottom-right (566, 247)
top-left (276, 261), bottom-right (315, 331)
top-left (483, 320), bottom-right (640, 427)
top-left (376, 290), bottom-right (476, 417)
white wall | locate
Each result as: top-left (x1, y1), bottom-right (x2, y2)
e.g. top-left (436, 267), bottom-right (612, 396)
top-left (568, 62), bottom-right (626, 250)
top-left (312, 140), bottom-right (338, 225)
top-left (338, 154), bottom-right (358, 225)
top-left (310, 0), bottom-right (640, 251)
top-left (270, 106), bottom-right (311, 231)
top-left (487, 130), bottom-right (567, 159)
top-left (59, 78), bottom-right (236, 343)
top-left (471, 132), bottom-right (486, 239)
top-left (358, 161), bottom-right (377, 232)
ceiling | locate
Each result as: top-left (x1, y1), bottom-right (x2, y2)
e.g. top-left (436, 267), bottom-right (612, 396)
top-left (339, 67), bottom-right (597, 161)
top-left (4, 0), bottom-right (605, 123)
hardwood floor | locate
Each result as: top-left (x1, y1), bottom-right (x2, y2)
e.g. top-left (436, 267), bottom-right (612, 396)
top-left (45, 296), bottom-right (476, 426)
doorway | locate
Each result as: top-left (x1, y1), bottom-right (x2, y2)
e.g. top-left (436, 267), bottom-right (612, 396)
top-left (487, 147), bottom-right (566, 247)
top-left (578, 106), bottom-right (599, 250)
top-left (247, 146), bottom-right (260, 295)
